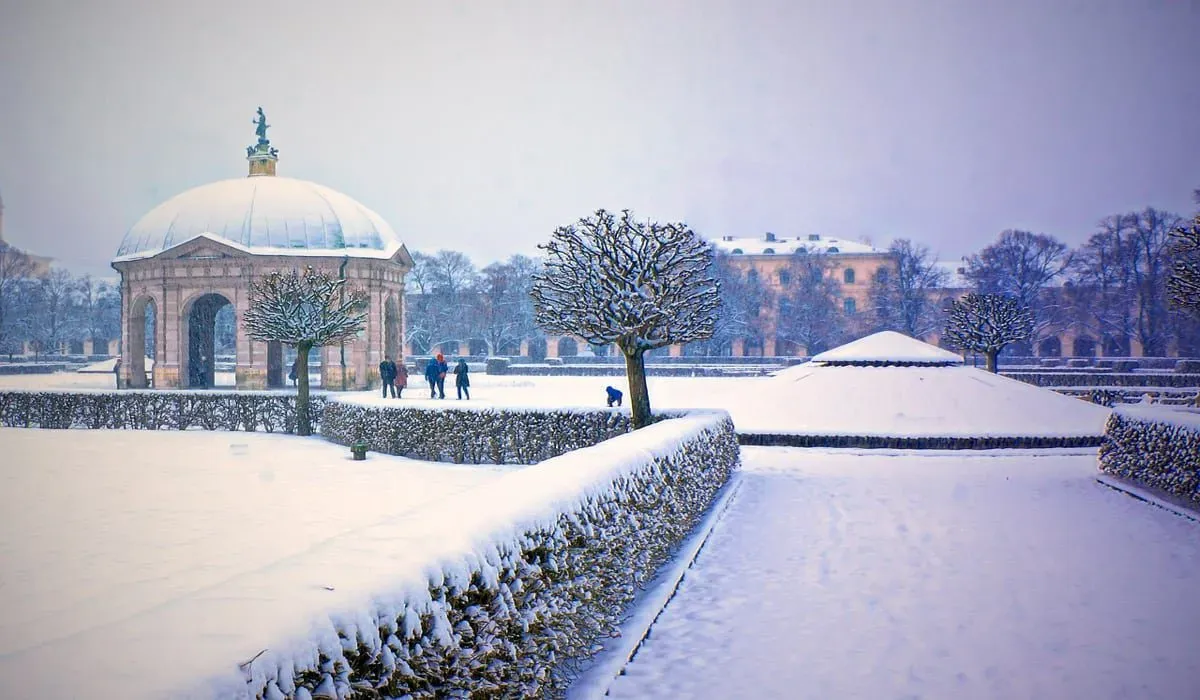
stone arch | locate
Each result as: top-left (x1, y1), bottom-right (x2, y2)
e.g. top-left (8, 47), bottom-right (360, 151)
top-left (1038, 336), bottom-right (1062, 357)
top-left (527, 336), bottom-right (547, 361)
top-left (1072, 335), bottom-right (1097, 357)
top-left (181, 291), bottom-right (234, 389)
top-left (128, 294), bottom-right (157, 388)
top-left (1102, 334), bottom-right (1130, 357)
top-left (557, 337), bottom-right (579, 357)
top-left (468, 338), bottom-right (488, 356)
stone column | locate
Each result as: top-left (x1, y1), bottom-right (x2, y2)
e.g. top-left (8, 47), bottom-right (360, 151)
top-left (545, 336), bottom-right (560, 358)
top-left (732, 338), bottom-right (745, 357)
top-left (669, 343), bottom-right (684, 358)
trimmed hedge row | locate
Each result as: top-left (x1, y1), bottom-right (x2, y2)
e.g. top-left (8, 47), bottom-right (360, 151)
top-left (1003, 371), bottom-right (1200, 388)
top-left (738, 432), bottom-right (1103, 449)
top-left (1098, 406), bottom-right (1200, 505)
top-left (0, 390), bottom-right (326, 432)
top-left (230, 411), bottom-right (740, 699)
top-left (322, 402), bottom-right (655, 464)
top-left (0, 363), bottom-right (70, 375)
top-left (495, 365), bottom-right (779, 377)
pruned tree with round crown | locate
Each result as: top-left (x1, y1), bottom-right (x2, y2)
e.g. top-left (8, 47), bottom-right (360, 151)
top-left (943, 292), bottom-right (1034, 373)
top-left (530, 209), bottom-right (720, 429)
top-left (243, 266), bottom-right (368, 435)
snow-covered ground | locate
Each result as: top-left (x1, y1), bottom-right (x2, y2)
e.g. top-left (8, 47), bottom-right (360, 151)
top-left (0, 429), bottom-right (511, 699)
top-left (604, 447), bottom-right (1200, 700)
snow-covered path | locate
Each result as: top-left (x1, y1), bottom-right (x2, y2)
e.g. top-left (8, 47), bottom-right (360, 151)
top-left (606, 448), bottom-right (1200, 700)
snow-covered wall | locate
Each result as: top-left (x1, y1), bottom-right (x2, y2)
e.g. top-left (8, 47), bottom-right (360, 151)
top-left (1099, 405), bottom-right (1200, 505)
top-left (0, 389), bottom-right (325, 432)
top-left (205, 411), bottom-right (739, 699)
top-left (322, 400), bottom-right (676, 464)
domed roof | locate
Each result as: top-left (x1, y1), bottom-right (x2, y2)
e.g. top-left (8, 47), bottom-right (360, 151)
top-left (810, 331), bottom-right (964, 366)
top-left (114, 176), bottom-right (404, 261)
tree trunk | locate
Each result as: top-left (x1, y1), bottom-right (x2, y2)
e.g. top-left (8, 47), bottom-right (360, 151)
top-left (623, 347), bottom-right (652, 430)
top-left (296, 342), bottom-right (313, 436)
top-left (985, 349), bottom-right (999, 374)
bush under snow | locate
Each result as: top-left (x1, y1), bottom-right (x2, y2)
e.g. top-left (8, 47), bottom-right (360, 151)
top-left (209, 408), bottom-right (739, 699)
top-left (1098, 404), bottom-right (1200, 505)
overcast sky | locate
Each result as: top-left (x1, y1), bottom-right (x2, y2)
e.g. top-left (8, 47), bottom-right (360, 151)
top-left (1, 0), bottom-right (1197, 276)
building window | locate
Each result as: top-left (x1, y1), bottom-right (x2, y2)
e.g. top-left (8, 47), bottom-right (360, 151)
top-left (875, 266), bottom-right (890, 283)
top-left (843, 298), bottom-right (857, 314)
top-left (747, 269), bottom-right (759, 284)
top-left (763, 247), bottom-right (775, 254)
top-left (843, 268), bottom-right (856, 284)
top-left (731, 248), bottom-right (744, 255)
top-left (793, 246), bottom-right (808, 255)
top-left (778, 269), bottom-right (791, 286)
top-left (827, 246), bottom-right (840, 254)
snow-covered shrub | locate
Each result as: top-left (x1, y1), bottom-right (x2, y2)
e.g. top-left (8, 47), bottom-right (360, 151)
top-left (0, 389), bottom-right (325, 433)
top-left (321, 400), bottom-right (670, 464)
top-left (1087, 389), bottom-right (1123, 407)
top-left (1003, 371), bottom-right (1200, 388)
top-left (1099, 405), bottom-right (1200, 504)
top-left (219, 411), bottom-right (739, 699)
top-left (1175, 359), bottom-right (1200, 373)
top-left (1112, 360), bottom-right (1140, 372)
top-left (739, 432), bottom-right (1102, 450)
top-left (485, 357), bottom-right (511, 375)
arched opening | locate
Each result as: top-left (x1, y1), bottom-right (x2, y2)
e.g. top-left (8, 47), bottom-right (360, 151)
top-left (496, 338), bottom-right (522, 356)
top-left (843, 268), bottom-right (856, 284)
top-left (1073, 335), bottom-right (1097, 357)
top-left (556, 337), bottom-right (579, 357)
top-left (527, 336), bottom-right (547, 361)
top-left (1038, 336), bottom-right (1062, 357)
top-left (183, 292), bottom-right (233, 389)
top-left (128, 296), bottom-right (156, 388)
top-left (589, 343), bottom-right (610, 357)
top-left (1102, 334), bottom-right (1130, 357)
top-left (384, 295), bottom-right (402, 361)
top-left (468, 338), bottom-right (488, 356)
top-left (437, 340), bottom-right (458, 356)
top-left (410, 335), bottom-right (431, 356)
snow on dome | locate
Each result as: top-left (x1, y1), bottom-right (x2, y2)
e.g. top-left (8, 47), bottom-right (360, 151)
top-left (114, 176), bottom-right (403, 260)
top-left (810, 331), bottom-right (964, 366)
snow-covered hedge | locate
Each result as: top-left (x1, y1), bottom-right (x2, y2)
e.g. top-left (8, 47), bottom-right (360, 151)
top-left (0, 390), bottom-right (326, 433)
top-left (1098, 405), bottom-right (1200, 505)
top-left (214, 411), bottom-right (739, 699)
top-left (1004, 371), bottom-right (1200, 388)
top-left (739, 432), bottom-right (1103, 450)
top-left (322, 401), bottom-right (665, 464)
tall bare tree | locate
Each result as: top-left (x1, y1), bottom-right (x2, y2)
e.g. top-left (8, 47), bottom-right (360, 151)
top-left (689, 251), bottom-right (770, 356)
top-left (1167, 213), bottom-right (1200, 319)
top-left (74, 275), bottom-right (122, 355)
top-left (28, 267), bottom-right (80, 359)
top-left (475, 255), bottom-right (540, 355)
top-left (774, 251), bottom-right (844, 355)
top-left (243, 267), bottom-right (368, 436)
top-left (866, 239), bottom-right (949, 339)
top-left (1066, 214), bottom-right (1139, 355)
top-left (1127, 207), bottom-right (1182, 355)
top-left (530, 209), bottom-right (720, 429)
top-left (964, 230), bottom-right (1070, 353)
top-left (0, 243), bottom-right (34, 357)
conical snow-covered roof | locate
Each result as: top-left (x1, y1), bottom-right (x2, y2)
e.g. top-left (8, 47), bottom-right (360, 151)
top-left (811, 331), bottom-right (963, 366)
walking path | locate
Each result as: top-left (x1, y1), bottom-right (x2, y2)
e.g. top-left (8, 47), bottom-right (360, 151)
top-left (605, 447), bottom-right (1200, 700)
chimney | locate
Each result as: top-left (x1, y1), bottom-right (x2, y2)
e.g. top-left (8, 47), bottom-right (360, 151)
top-left (765, 232), bottom-right (776, 242)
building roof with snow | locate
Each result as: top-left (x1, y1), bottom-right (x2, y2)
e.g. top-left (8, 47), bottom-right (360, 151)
top-left (811, 331), bottom-right (964, 366)
top-left (709, 232), bottom-right (882, 256)
top-left (113, 113), bottom-right (404, 263)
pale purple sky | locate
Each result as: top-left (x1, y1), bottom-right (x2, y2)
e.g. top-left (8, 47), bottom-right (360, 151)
top-left (1, 0), bottom-right (1197, 276)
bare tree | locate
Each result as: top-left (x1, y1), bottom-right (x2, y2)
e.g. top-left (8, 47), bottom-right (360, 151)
top-left (0, 243), bottom-right (34, 358)
top-left (690, 251), bottom-right (770, 356)
top-left (964, 230), bottom-right (1070, 352)
top-left (1066, 214), bottom-right (1139, 354)
top-left (943, 293), bottom-right (1034, 373)
top-left (242, 267), bottom-right (368, 436)
top-left (866, 239), bottom-right (949, 339)
top-left (1127, 207), bottom-right (1182, 355)
top-left (774, 251), bottom-right (844, 355)
top-left (475, 255), bottom-right (540, 355)
top-left (28, 267), bottom-right (80, 359)
top-left (74, 275), bottom-right (122, 355)
top-left (530, 209), bottom-right (719, 429)
top-left (1168, 213), bottom-right (1200, 319)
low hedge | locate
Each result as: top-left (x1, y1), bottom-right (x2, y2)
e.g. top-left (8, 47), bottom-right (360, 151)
top-left (1098, 405), bottom-right (1200, 505)
top-left (217, 411), bottom-right (740, 699)
top-left (739, 432), bottom-right (1103, 449)
top-left (0, 363), bottom-right (70, 375)
top-left (0, 389), bottom-right (326, 432)
top-left (1003, 371), bottom-right (1200, 388)
top-left (322, 402), bottom-right (651, 464)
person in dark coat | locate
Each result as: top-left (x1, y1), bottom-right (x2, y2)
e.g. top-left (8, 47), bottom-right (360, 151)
top-left (453, 358), bottom-right (471, 400)
top-left (425, 353), bottom-right (448, 399)
top-left (606, 385), bottom-right (623, 407)
top-left (289, 358), bottom-right (299, 387)
top-left (113, 358), bottom-right (123, 389)
top-left (395, 361), bottom-right (408, 398)
top-left (379, 357), bottom-right (398, 398)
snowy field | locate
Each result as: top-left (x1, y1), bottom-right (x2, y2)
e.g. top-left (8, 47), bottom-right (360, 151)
top-left (0, 429), bottom-right (511, 698)
top-left (604, 447), bottom-right (1200, 700)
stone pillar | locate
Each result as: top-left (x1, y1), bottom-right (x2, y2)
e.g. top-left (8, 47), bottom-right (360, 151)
top-left (519, 339), bottom-right (530, 357)
top-left (545, 336), bottom-right (560, 358)
top-left (458, 341), bottom-right (471, 357)
top-left (235, 289), bottom-right (268, 389)
top-left (732, 338), bottom-right (745, 357)
top-left (764, 337), bottom-right (777, 357)
top-left (669, 343), bottom-right (683, 358)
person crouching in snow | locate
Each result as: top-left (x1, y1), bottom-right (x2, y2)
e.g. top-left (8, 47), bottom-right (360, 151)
top-left (606, 385), bottom-right (623, 407)
top-left (453, 358), bottom-right (471, 400)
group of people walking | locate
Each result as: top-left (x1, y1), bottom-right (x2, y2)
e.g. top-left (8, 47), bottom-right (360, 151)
top-left (378, 353), bottom-right (470, 400)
